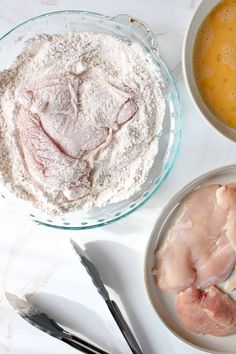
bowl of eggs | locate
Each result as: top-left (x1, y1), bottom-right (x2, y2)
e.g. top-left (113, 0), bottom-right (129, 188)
top-left (183, 0), bottom-right (236, 141)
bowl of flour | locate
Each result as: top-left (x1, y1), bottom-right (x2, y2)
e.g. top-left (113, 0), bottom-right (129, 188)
top-left (0, 11), bottom-right (182, 229)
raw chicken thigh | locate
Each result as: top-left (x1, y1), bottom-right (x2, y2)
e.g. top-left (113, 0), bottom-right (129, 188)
top-left (18, 73), bottom-right (137, 158)
top-left (18, 107), bottom-right (90, 201)
top-left (156, 184), bottom-right (236, 292)
top-left (17, 72), bottom-right (137, 199)
top-left (176, 285), bottom-right (236, 336)
top-left (79, 78), bottom-right (137, 127)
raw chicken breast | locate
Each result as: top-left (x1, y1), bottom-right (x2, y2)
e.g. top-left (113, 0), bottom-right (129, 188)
top-left (216, 184), bottom-right (236, 210)
top-left (17, 73), bottom-right (108, 158)
top-left (216, 184), bottom-right (236, 252)
top-left (17, 72), bottom-right (137, 200)
top-left (176, 285), bottom-right (236, 336)
top-left (79, 78), bottom-right (137, 127)
top-left (18, 73), bottom-right (137, 158)
top-left (18, 107), bottom-right (91, 201)
top-left (156, 185), bottom-right (236, 292)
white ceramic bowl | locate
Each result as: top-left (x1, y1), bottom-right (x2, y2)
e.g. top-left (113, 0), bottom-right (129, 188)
top-left (182, 0), bottom-right (236, 142)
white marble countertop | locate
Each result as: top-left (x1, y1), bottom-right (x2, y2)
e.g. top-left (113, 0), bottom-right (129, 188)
top-left (1, 1), bottom-right (236, 353)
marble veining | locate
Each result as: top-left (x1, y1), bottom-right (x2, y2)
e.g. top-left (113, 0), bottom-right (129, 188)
top-left (1, 1), bottom-right (236, 354)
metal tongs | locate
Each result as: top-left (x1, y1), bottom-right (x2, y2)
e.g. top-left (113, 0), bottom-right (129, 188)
top-left (70, 239), bottom-right (143, 354)
top-left (5, 292), bottom-right (108, 354)
top-left (5, 240), bottom-right (143, 354)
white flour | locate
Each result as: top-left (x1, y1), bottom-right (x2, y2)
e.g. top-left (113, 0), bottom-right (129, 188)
top-left (0, 33), bottom-right (165, 214)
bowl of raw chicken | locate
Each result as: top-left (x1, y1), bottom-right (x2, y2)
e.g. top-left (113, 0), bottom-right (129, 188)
top-left (0, 11), bottom-right (181, 229)
top-left (145, 165), bottom-right (236, 354)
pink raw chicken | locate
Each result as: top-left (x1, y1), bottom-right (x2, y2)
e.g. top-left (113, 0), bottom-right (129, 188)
top-left (216, 184), bottom-right (236, 252)
top-left (176, 285), bottom-right (236, 336)
top-left (18, 107), bottom-right (90, 201)
top-left (156, 184), bottom-right (236, 292)
top-left (18, 73), bottom-right (137, 158)
top-left (17, 72), bottom-right (137, 199)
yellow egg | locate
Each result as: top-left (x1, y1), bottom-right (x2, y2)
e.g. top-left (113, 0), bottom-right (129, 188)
top-left (194, 0), bottom-right (236, 128)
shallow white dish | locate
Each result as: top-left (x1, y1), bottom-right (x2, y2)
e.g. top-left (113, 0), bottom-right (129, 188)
top-left (144, 165), bottom-right (236, 354)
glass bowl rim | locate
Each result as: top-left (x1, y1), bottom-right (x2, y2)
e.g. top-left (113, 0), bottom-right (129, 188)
top-left (0, 10), bottom-right (183, 230)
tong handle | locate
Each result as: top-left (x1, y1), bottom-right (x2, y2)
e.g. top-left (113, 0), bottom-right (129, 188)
top-left (106, 300), bottom-right (143, 354)
top-left (31, 314), bottom-right (109, 354)
top-left (62, 335), bottom-right (109, 354)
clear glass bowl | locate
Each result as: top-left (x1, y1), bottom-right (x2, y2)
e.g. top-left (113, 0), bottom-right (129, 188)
top-left (0, 11), bottom-right (182, 229)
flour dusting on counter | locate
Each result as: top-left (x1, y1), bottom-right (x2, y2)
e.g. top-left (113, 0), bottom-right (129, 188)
top-left (0, 33), bottom-right (165, 214)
